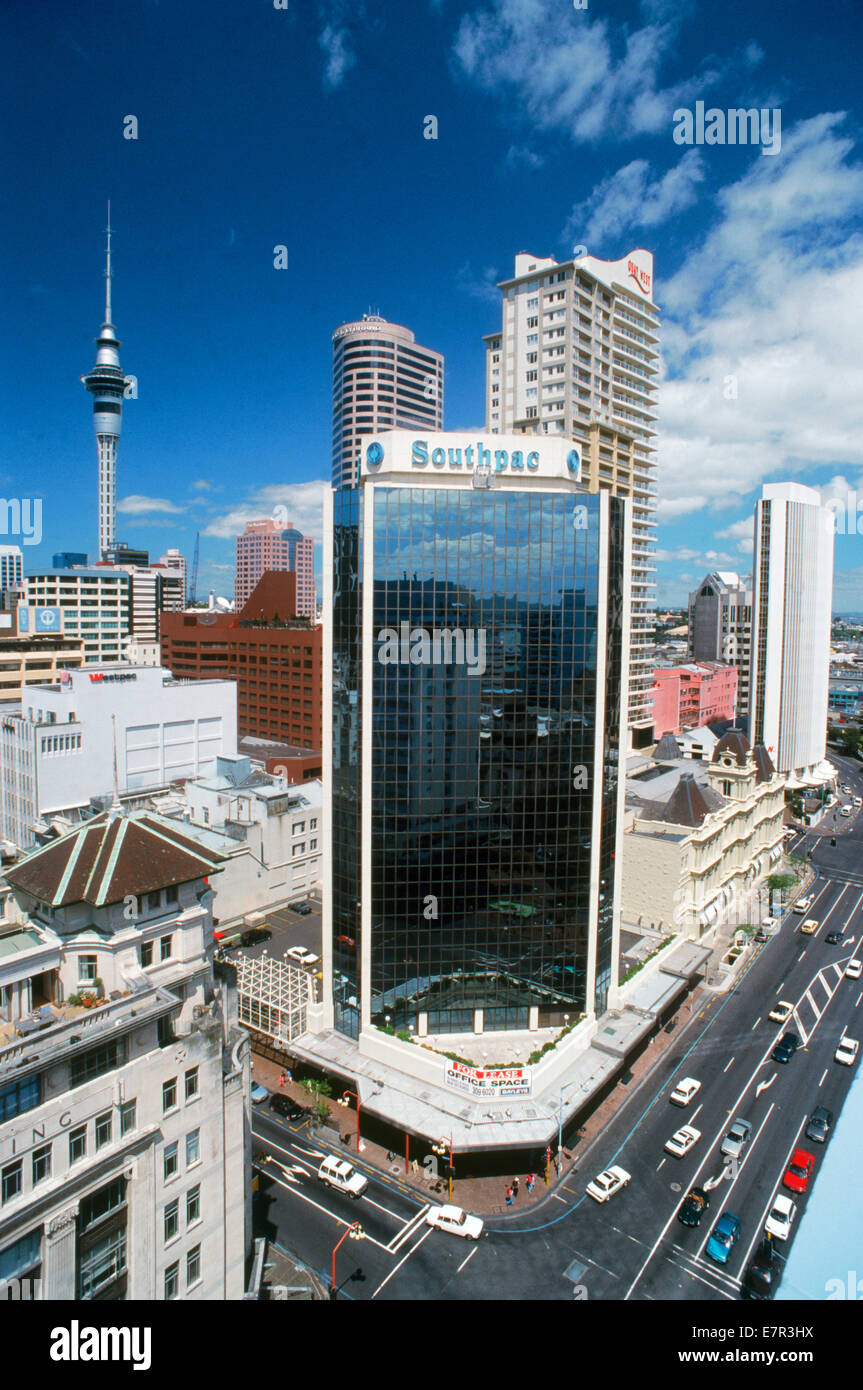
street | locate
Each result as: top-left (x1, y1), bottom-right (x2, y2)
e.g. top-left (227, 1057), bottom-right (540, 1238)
top-left (251, 753), bottom-right (863, 1300)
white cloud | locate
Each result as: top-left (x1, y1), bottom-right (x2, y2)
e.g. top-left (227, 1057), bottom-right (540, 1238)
top-left (202, 481), bottom-right (328, 545)
top-left (452, 0), bottom-right (716, 146)
top-left (654, 113), bottom-right (863, 520)
top-left (456, 262), bottom-right (501, 304)
top-left (319, 21), bottom-right (356, 89)
top-left (118, 495), bottom-right (185, 515)
top-left (566, 151), bottom-right (705, 245)
top-left (505, 143), bottom-right (545, 171)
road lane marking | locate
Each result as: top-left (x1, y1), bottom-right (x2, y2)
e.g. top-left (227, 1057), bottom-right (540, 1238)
top-left (755, 1073), bottom-right (776, 1096)
top-left (750, 1018), bottom-right (761, 1030)
top-left (551, 1193), bottom-right (568, 1203)
top-left (661, 1251), bottom-right (736, 1300)
top-left (387, 1206), bottom-right (431, 1253)
top-left (656, 1158), bottom-right (666, 1172)
top-left (722, 1057), bottom-right (735, 1073)
top-left (797, 950), bottom-right (806, 961)
top-left (457, 1247), bottom-right (478, 1274)
top-left (262, 1171), bottom-right (392, 1251)
top-left (372, 1225), bottom-right (434, 1299)
top-left (691, 1102), bottom-right (703, 1122)
top-left (818, 1069), bottom-right (828, 1087)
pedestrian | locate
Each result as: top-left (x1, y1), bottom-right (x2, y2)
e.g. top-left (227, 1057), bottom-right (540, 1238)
top-left (278, 1072), bottom-right (286, 1088)
top-left (526, 1172), bottom-right (535, 1193)
top-left (512, 1177), bottom-right (519, 1197)
top-left (285, 1068), bottom-right (293, 1084)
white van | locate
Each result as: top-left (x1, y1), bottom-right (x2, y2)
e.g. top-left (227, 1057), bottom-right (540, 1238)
top-left (317, 1155), bottom-right (368, 1198)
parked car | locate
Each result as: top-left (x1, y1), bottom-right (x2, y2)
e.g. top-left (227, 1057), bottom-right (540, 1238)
top-left (771, 1032), bottom-right (800, 1063)
top-left (585, 1166), bottom-right (631, 1203)
top-left (741, 1237), bottom-right (778, 1300)
top-left (765, 1194), bottom-right (796, 1241)
top-left (665, 1125), bottom-right (701, 1158)
top-left (825, 931), bottom-right (845, 945)
top-left (250, 1083), bottom-right (269, 1105)
top-left (760, 917), bottom-right (779, 933)
top-left (800, 919), bottom-right (819, 935)
top-left (425, 1204), bottom-right (484, 1239)
top-left (241, 926), bottom-right (272, 946)
top-left (783, 1148), bottom-right (815, 1194)
top-left (285, 946), bottom-right (320, 967)
top-left (669, 1077), bottom-right (701, 1107)
top-left (720, 1118), bottom-right (753, 1161)
top-left (270, 1094), bottom-right (308, 1121)
top-left (834, 1035), bottom-right (859, 1066)
top-left (317, 1156), bottom-right (368, 1197)
top-left (288, 900), bottom-right (313, 915)
top-left (805, 1106), bottom-right (833, 1144)
top-left (854, 796), bottom-right (862, 807)
top-left (841, 806), bottom-right (853, 818)
top-left (845, 958), bottom-right (863, 980)
top-left (768, 1000), bottom-right (794, 1024)
top-left (794, 896), bottom-right (814, 914)
top-left (677, 1186), bottom-right (710, 1228)
top-left (706, 1212), bottom-right (741, 1265)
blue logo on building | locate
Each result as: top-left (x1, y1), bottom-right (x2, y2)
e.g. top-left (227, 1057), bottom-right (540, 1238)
top-left (567, 450), bottom-right (580, 473)
top-left (366, 442), bottom-right (384, 467)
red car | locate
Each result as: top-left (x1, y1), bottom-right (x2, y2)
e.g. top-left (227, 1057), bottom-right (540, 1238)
top-left (783, 1148), bottom-right (815, 1194)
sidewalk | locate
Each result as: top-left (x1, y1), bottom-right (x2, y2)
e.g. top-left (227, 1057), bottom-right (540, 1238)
top-left (251, 991), bottom-right (707, 1217)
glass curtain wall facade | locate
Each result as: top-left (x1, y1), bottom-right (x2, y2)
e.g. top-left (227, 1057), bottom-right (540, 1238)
top-left (330, 481), bottom-right (624, 1037)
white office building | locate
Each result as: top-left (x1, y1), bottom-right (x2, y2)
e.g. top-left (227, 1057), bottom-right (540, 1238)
top-left (484, 249), bottom-right (659, 746)
top-left (688, 571), bottom-right (753, 716)
top-left (23, 569), bottom-right (131, 665)
top-left (0, 811), bottom-right (250, 1300)
top-left (750, 483), bottom-right (835, 784)
top-left (166, 756), bottom-right (322, 927)
top-left (0, 664), bottom-right (238, 850)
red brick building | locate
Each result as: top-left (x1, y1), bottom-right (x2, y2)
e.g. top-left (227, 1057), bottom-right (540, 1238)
top-left (160, 572), bottom-right (321, 751)
top-left (651, 662), bottom-right (738, 738)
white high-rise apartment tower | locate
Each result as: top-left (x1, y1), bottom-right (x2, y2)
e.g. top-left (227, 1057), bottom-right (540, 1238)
top-left (750, 482), bottom-right (835, 783)
top-left (484, 249), bottom-right (659, 746)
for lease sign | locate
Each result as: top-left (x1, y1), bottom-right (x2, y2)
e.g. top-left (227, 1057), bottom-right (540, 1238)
top-left (445, 1060), bottom-right (531, 1097)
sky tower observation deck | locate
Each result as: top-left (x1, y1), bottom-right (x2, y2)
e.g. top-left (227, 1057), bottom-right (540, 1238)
top-left (319, 431), bottom-right (631, 1098)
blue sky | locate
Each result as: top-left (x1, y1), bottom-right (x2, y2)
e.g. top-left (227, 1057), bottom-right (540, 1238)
top-left (2, 0), bottom-right (863, 608)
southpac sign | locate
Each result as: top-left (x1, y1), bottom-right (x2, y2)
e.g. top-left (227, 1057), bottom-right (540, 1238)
top-left (362, 431), bottom-right (581, 483)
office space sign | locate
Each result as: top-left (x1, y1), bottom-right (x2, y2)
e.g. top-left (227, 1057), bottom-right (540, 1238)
top-left (445, 1060), bottom-right (531, 1097)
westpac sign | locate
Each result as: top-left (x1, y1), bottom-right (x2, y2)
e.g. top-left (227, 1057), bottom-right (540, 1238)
top-left (362, 431), bottom-right (581, 484)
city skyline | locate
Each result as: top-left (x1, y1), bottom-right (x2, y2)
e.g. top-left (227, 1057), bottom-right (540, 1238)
top-left (2, 1), bottom-right (862, 610)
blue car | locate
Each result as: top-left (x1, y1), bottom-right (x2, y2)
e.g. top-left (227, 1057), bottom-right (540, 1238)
top-left (706, 1212), bottom-right (741, 1264)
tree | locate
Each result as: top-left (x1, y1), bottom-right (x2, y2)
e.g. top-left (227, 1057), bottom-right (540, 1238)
top-left (765, 872), bottom-right (795, 913)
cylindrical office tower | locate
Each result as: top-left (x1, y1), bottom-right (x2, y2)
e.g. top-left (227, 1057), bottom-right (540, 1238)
top-left (331, 315), bottom-right (444, 488)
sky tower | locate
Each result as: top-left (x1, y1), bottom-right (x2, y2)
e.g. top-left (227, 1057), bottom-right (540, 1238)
top-left (81, 205), bottom-right (133, 558)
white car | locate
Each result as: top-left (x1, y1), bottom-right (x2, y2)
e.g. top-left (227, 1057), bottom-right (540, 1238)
top-left (669, 1077), bottom-right (702, 1107)
top-left (426, 1204), bottom-right (484, 1239)
top-left (794, 896), bottom-right (813, 914)
top-left (845, 959), bottom-right (863, 980)
top-left (285, 946), bottom-right (320, 967)
top-left (317, 1155), bottom-right (368, 1197)
top-left (665, 1125), bottom-right (701, 1158)
top-left (834, 1036), bottom-right (859, 1067)
top-left (765, 1194), bottom-right (796, 1241)
top-left (250, 1083), bottom-right (269, 1105)
top-left (769, 1000), bottom-right (794, 1024)
top-left (841, 806), bottom-right (852, 818)
top-left (854, 797), bottom-right (862, 808)
top-left (800, 919), bottom-right (819, 935)
top-left (760, 917), bottom-right (780, 933)
top-left (586, 1165), bottom-right (631, 1203)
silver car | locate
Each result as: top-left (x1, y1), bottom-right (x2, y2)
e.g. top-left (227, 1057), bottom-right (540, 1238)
top-left (720, 1118), bottom-right (753, 1161)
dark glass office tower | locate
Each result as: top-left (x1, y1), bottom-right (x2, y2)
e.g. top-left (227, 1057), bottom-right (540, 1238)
top-left (324, 433), bottom-right (628, 1045)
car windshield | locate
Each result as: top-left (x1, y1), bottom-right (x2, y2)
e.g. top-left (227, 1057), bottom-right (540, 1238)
top-left (789, 1164), bottom-right (806, 1177)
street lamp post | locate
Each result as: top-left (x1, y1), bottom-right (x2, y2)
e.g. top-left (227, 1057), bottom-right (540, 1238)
top-left (330, 1222), bottom-right (364, 1299)
top-left (431, 1135), bottom-right (454, 1200)
top-left (337, 1088), bottom-right (361, 1151)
